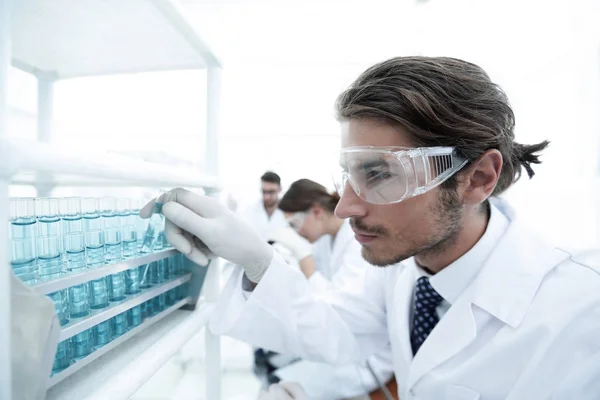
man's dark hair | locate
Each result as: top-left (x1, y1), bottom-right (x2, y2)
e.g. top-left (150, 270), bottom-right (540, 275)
top-left (261, 171), bottom-right (281, 186)
top-left (335, 56), bottom-right (549, 195)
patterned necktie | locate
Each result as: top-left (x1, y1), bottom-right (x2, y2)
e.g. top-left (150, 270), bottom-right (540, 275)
top-left (410, 276), bottom-right (444, 355)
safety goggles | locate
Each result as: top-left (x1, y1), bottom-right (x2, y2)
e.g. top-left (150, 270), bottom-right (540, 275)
top-left (285, 211), bottom-right (308, 232)
top-left (332, 146), bottom-right (468, 205)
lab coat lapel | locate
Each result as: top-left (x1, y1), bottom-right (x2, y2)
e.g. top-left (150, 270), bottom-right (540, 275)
top-left (406, 291), bottom-right (479, 390)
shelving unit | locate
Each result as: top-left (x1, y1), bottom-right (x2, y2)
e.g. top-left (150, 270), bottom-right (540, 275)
top-left (0, 1), bottom-right (223, 399)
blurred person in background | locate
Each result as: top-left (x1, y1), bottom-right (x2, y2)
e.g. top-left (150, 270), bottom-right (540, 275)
top-left (240, 171), bottom-right (288, 240)
top-left (265, 179), bottom-right (395, 399)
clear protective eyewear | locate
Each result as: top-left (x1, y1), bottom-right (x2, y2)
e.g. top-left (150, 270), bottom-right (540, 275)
top-left (332, 146), bottom-right (468, 205)
top-left (285, 211), bottom-right (308, 232)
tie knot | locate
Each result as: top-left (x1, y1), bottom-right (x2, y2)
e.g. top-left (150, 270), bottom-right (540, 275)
top-left (414, 276), bottom-right (444, 309)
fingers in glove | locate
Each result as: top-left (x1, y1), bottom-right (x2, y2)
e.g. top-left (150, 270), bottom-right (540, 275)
top-left (162, 201), bottom-right (215, 240)
top-left (165, 219), bottom-right (193, 255)
top-left (168, 188), bottom-right (226, 218)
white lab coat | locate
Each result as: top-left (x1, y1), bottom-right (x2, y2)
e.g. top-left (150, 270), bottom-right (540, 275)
top-left (273, 221), bottom-right (394, 399)
top-left (210, 198), bottom-right (600, 399)
top-left (240, 201), bottom-right (288, 241)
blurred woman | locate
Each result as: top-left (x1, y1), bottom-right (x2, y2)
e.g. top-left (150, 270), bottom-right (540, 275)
top-left (267, 179), bottom-right (396, 400)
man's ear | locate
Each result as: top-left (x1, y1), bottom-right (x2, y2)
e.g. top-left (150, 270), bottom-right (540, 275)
top-left (461, 149), bottom-right (503, 206)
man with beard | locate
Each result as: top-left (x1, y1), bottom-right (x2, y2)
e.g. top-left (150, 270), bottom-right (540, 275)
top-left (143, 57), bottom-right (600, 399)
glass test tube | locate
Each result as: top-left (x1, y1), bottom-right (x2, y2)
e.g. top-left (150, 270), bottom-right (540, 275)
top-left (140, 190), bottom-right (169, 253)
top-left (9, 198), bottom-right (37, 285)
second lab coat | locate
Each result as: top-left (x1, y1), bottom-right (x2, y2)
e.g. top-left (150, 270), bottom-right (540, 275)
top-left (274, 221), bottom-right (394, 399)
top-left (210, 198), bottom-right (600, 399)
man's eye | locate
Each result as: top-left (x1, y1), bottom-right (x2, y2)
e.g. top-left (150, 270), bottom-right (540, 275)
top-left (366, 171), bottom-right (392, 182)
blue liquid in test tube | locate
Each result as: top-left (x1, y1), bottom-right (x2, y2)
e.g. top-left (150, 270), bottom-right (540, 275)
top-left (89, 277), bottom-right (109, 309)
top-left (151, 260), bottom-right (164, 285)
top-left (37, 234), bottom-right (63, 281)
top-left (111, 312), bottom-right (128, 338)
top-left (71, 330), bottom-right (93, 360)
top-left (166, 288), bottom-right (176, 306)
top-left (153, 293), bottom-right (166, 313)
top-left (101, 198), bottom-right (122, 263)
top-left (108, 271), bottom-right (126, 302)
top-left (119, 199), bottom-right (137, 259)
top-left (128, 305), bottom-right (143, 328)
top-left (93, 320), bottom-right (112, 348)
top-left (52, 340), bottom-right (71, 375)
top-left (36, 198), bottom-right (62, 261)
top-left (83, 198), bottom-right (105, 267)
top-left (9, 198), bottom-right (38, 285)
top-left (64, 232), bottom-right (90, 318)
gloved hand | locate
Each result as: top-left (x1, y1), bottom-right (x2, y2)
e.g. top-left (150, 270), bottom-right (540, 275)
top-left (258, 382), bottom-right (309, 400)
top-left (141, 188), bottom-right (273, 283)
top-left (268, 226), bottom-right (312, 262)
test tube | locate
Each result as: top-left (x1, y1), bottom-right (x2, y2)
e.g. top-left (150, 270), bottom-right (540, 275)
top-left (140, 190), bottom-right (170, 253)
top-left (100, 198), bottom-right (122, 263)
top-left (71, 329), bottom-right (93, 360)
top-left (82, 198), bottom-right (105, 267)
top-left (58, 197), bottom-right (90, 318)
top-left (36, 198), bottom-right (61, 239)
top-left (37, 234), bottom-right (63, 281)
top-left (111, 312), bottom-right (129, 338)
top-left (89, 277), bottom-right (109, 309)
top-left (166, 288), bottom-right (176, 306)
top-left (60, 198), bottom-right (83, 235)
top-left (93, 320), bottom-right (112, 348)
top-left (52, 340), bottom-right (71, 375)
top-left (134, 198), bottom-right (149, 252)
top-left (108, 271), bottom-right (126, 302)
top-left (153, 293), bottom-right (166, 313)
top-left (140, 261), bottom-right (157, 289)
top-left (127, 305), bottom-right (143, 328)
top-left (9, 198), bottom-right (37, 285)
top-left (119, 198), bottom-right (137, 259)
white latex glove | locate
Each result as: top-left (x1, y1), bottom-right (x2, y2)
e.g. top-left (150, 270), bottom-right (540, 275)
top-left (258, 382), bottom-right (309, 400)
top-left (268, 226), bottom-right (313, 261)
top-left (141, 188), bottom-right (273, 283)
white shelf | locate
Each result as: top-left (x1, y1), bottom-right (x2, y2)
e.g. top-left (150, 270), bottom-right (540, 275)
top-left (0, 136), bottom-right (220, 189)
top-left (12, 0), bottom-right (220, 79)
top-left (59, 274), bottom-right (191, 341)
top-left (46, 301), bottom-right (214, 400)
top-left (33, 249), bottom-right (180, 295)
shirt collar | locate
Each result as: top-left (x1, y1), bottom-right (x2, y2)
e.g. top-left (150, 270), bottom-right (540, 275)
top-left (417, 202), bottom-right (510, 305)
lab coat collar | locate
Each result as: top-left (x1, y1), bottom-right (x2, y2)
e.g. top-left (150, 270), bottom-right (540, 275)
top-left (469, 197), bottom-right (571, 328)
top-left (406, 198), bottom-right (571, 391)
top-left (429, 201), bottom-right (509, 306)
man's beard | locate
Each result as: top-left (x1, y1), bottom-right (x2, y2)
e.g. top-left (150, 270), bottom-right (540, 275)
top-left (357, 189), bottom-right (463, 267)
